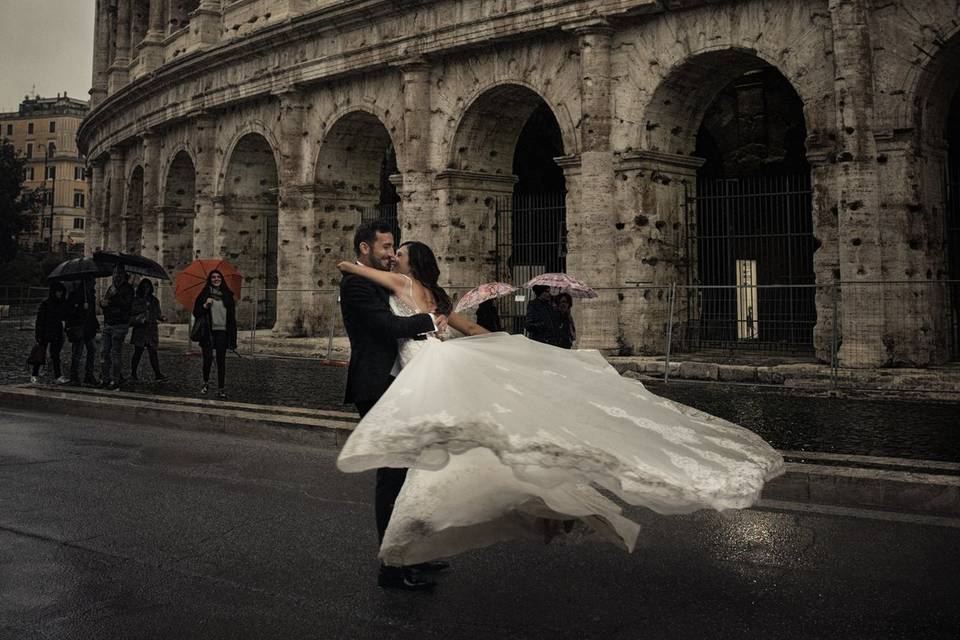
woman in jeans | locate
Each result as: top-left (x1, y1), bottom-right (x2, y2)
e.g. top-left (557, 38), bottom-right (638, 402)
top-left (192, 270), bottom-right (237, 399)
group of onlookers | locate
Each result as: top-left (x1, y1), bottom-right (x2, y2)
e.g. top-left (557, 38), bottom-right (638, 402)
top-left (29, 270), bottom-right (238, 398)
top-left (524, 285), bottom-right (576, 349)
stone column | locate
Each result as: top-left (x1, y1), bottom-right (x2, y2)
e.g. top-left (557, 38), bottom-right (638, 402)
top-left (192, 113), bottom-right (217, 260)
top-left (564, 20), bottom-right (618, 351)
top-left (433, 170), bottom-right (516, 288)
top-left (107, 150), bottom-right (126, 251)
top-left (806, 145), bottom-right (842, 364)
top-left (275, 88), bottom-right (311, 335)
top-left (87, 160), bottom-right (107, 254)
top-left (190, 0), bottom-right (222, 46)
top-left (394, 58), bottom-right (437, 244)
top-left (90, 0), bottom-right (110, 106)
top-left (139, 0), bottom-right (167, 72)
top-left (169, 0), bottom-right (189, 32)
top-left (108, 0), bottom-right (132, 93)
top-left (130, 0), bottom-right (148, 55)
top-left (828, 0), bottom-right (885, 367)
top-left (140, 132), bottom-right (162, 262)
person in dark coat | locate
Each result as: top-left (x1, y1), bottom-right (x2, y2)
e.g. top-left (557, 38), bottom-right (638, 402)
top-left (339, 219), bottom-right (445, 591)
top-left (555, 292), bottom-right (576, 349)
top-left (192, 270), bottom-right (237, 399)
top-left (65, 277), bottom-right (100, 386)
top-left (99, 269), bottom-right (134, 389)
top-left (130, 279), bottom-right (167, 382)
top-left (476, 299), bottom-right (503, 333)
top-left (524, 285), bottom-right (561, 346)
top-left (31, 281), bottom-right (68, 383)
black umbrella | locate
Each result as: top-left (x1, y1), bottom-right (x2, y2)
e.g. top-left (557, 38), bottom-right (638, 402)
top-left (93, 251), bottom-right (171, 281)
top-left (47, 257), bottom-right (113, 281)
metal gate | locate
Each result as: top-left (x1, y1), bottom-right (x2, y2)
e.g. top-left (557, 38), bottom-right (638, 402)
top-left (684, 174), bottom-right (817, 352)
top-left (494, 192), bottom-right (567, 333)
top-left (259, 211), bottom-right (279, 329)
top-left (947, 162), bottom-right (960, 360)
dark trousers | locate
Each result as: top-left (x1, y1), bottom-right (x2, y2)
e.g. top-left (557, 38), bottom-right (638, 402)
top-left (32, 340), bottom-right (63, 377)
top-left (356, 400), bottom-right (408, 546)
top-left (201, 330), bottom-right (228, 388)
top-left (101, 323), bottom-right (128, 382)
top-left (131, 345), bottom-right (162, 378)
top-left (70, 336), bottom-right (97, 381)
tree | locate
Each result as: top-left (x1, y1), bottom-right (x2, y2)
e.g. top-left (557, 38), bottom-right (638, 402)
top-left (0, 139), bottom-right (35, 263)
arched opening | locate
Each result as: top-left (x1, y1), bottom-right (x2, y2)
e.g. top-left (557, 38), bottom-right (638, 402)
top-left (694, 66), bottom-right (814, 350)
top-left (124, 166), bottom-right (145, 255)
top-left (222, 133), bottom-right (279, 329)
top-left (314, 111), bottom-right (400, 268)
top-left (450, 84), bottom-right (567, 331)
top-left (160, 150), bottom-right (196, 322)
top-left (646, 52), bottom-right (815, 353)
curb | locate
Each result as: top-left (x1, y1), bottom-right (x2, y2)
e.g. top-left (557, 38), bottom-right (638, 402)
top-left (1, 384), bottom-right (957, 523)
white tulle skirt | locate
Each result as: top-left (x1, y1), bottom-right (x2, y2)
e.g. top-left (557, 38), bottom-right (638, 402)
top-left (337, 333), bottom-right (784, 566)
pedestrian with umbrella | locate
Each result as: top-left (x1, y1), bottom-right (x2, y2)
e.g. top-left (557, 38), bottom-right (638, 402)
top-left (454, 281), bottom-right (515, 333)
top-left (129, 279), bottom-right (167, 383)
top-left (65, 277), bottom-right (100, 386)
top-left (29, 281), bottom-right (68, 384)
top-left (99, 267), bottom-right (135, 390)
top-left (176, 260), bottom-right (240, 399)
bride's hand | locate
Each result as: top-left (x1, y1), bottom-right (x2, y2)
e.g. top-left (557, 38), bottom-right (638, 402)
top-left (336, 261), bottom-right (354, 273)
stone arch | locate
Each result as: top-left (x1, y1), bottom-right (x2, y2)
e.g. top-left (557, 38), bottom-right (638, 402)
top-left (159, 149), bottom-right (197, 322)
top-left (220, 132), bottom-right (280, 329)
top-left (123, 165), bottom-right (145, 255)
top-left (447, 82), bottom-right (575, 174)
top-left (894, 24), bottom-right (960, 138)
top-left (216, 121), bottom-right (282, 198)
top-left (645, 48), bottom-right (817, 351)
top-left (641, 48), bottom-right (812, 157)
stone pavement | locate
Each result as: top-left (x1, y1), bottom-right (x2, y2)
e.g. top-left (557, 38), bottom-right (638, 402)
top-left (2, 409), bottom-right (958, 640)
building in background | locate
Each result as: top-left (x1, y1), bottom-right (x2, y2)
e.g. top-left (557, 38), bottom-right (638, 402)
top-left (0, 94), bottom-right (89, 253)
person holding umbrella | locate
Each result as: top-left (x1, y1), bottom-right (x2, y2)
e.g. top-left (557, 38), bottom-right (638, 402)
top-left (192, 270), bottom-right (237, 399)
top-left (30, 281), bottom-right (68, 384)
top-left (99, 268), bottom-right (134, 390)
top-left (129, 279), bottom-right (167, 383)
top-left (65, 277), bottom-right (100, 386)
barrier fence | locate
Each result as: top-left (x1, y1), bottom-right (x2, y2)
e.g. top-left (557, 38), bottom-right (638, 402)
top-left (3, 280), bottom-right (959, 392)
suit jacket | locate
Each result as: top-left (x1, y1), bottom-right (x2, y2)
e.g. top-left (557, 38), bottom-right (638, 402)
top-left (340, 271), bottom-right (435, 405)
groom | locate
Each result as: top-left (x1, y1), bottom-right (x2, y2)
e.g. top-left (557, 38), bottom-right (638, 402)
top-left (340, 219), bottom-right (448, 591)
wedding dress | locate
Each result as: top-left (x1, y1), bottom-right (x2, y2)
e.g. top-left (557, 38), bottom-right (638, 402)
top-left (338, 279), bottom-right (785, 566)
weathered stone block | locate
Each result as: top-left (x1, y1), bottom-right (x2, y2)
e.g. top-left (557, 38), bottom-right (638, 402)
top-left (717, 365), bottom-right (757, 383)
top-left (678, 362), bottom-right (719, 381)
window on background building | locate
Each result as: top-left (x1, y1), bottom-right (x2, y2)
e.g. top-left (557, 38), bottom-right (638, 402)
top-left (46, 166), bottom-right (56, 180)
top-left (27, 122), bottom-right (34, 135)
top-left (26, 143), bottom-right (32, 158)
top-left (73, 191), bottom-right (85, 208)
top-left (27, 167), bottom-right (34, 180)
top-left (47, 142), bottom-right (55, 156)
top-left (74, 166), bottom-right (84, 180)
top-left (5, 124), bottom-right (11, 136)
top-left (73, 217), bottom-right (84, 230)
top-left (49, 121), bottom-right (56, 133)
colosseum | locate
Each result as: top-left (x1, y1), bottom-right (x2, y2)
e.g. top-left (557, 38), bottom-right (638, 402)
top-left (78, 0), bottom-right (960, 368)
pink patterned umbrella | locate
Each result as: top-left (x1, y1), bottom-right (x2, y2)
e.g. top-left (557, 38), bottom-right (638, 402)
top-left (524, 273), bottom-right (598, 299)
top-left (454, 282), bottom-right (517, 312)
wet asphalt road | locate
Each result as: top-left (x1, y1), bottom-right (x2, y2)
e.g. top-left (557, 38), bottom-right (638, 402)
top-left (2, 410), bottom-right (959, 640)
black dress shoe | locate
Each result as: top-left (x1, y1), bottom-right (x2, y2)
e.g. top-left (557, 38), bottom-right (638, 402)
top-left (378, 568), bottom-right (435, 591)
top-left (410, 560), bottom-right (450, 573)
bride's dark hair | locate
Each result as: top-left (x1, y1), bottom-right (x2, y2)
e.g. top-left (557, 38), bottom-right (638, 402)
top-left (400, 241), bottom-right (452, 315)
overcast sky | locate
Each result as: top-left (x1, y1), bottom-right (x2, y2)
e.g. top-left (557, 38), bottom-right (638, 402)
top-left (0, 1), bottom-right (95, 112)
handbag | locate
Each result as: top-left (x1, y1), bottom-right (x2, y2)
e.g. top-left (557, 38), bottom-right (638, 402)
top-left (27, 343), bottom-right (46, 366)
top-left (190, 315), bottom-right (208, 342)
top-left (130, 312), bottom-right (148, 327)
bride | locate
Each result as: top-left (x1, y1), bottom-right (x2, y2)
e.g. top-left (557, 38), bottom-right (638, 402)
top-left (337, 243), bottom-right (784, 567)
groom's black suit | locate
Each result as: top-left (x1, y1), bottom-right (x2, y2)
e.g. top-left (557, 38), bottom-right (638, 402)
top-left (340, 271), bottom-right (435, 543)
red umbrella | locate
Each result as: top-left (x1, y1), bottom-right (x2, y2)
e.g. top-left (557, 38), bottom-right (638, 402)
top-left (524, 273), bottom-right (598, 299)
top-left (174, 259), bottom-right (243, 310)
top-left (454, 282), bottom-right (517, 312)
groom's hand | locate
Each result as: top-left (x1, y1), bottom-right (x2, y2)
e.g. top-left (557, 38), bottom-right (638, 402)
top-left (434, 314), bottom-right (448, 335)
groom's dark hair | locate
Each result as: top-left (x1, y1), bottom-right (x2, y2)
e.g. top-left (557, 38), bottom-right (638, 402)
top-left (353, 219), bottom-right (395, 255)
